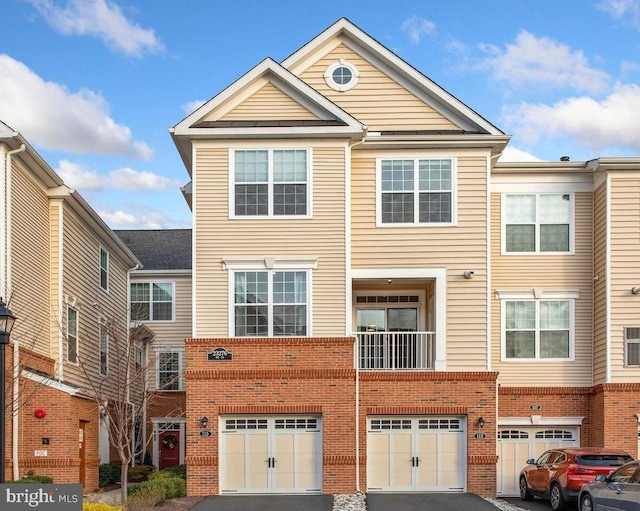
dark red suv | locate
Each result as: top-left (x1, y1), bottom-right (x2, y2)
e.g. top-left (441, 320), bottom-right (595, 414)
top-left (519, 447), bottom-right (633, 511)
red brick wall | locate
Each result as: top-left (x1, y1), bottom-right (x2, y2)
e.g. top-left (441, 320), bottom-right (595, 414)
top-left (592, 384), bottom-right (640, 457)
top-left (185, 338), bottom-right (499, 496)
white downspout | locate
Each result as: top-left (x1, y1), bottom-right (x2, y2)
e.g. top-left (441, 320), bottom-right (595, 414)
top-left (6, 143), bottom-right (25, 481)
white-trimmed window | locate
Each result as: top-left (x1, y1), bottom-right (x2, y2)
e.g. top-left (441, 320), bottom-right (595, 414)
top-left (378, 158), bottom-right (454, 225)
top-left (325, 60), bottom-right (359, 91)
top-left (498, 290), bottom-right (577, 361)
top-left (135, 342), bottom-right (144, 371)
top-left (625, 328), bottom-right (640, 366)
top-left (233, 270), bottom-right (308, 336)
top-left (157, 351), bottom-right (183, 391)
top-left (100, 248), bottom-right (109, 291)
top-left (67, 306), bottom-right (78, 364)
top-left (231, 149), bottom-right (310, 217)
top-left (503, 193), bottom-right (572, 253)
top-left (99, 324), bottom-right (108, 376)
top-left (130, 282), bottom-right (174, 322)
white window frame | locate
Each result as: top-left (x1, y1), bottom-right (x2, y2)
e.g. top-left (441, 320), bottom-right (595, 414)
top-left (99, 324), bottom-right (109, 376)
top-left (501, 192), bottom-right (575, 255)
top-left (67, 306), bottom-right (78, 365)
top-left (497, 289), bottom-right (578, 362)
top-left (130, 281), bottom-right (175, 322)
top-left (135, 342), bottom-right (144, 371)
top-left (324, 59), bottom-right (359, 91)
top-left (156, 349), bottom-right (184, 391)
top-left (229, 147), bottom-right (313, 219)
top-left (624, 327), bottom-right (640, 367)
top-left (376, 157), bottom-right (457, 227)
top-left (100, 247), bottom-right (109, 292)
top-left (223, 257), bottom-right (317, 338)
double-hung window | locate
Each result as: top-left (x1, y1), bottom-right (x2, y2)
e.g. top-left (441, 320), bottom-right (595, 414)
top-left (157, 351), bottom-right (182, 390)
top-left (503, 193), bottom-right (572, 253)
top-left (378, 158), bottom-right (454, 225)
top-left (625, 328), bottom-right (640, 366)
top-left (130, 282), bottom-right (174, 321)
top-left (499, 291), bottom-right (576, 360)
top-left (232, 149), bottom-right (310, 217)
top-left (100, 248), bottom-right (109, 291)
top-left (233, 270), bottom-right (309, 337)
top-left (67, 306), bottom-right (78, 364)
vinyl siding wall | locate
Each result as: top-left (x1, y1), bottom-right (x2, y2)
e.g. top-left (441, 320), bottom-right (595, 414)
top-left (351, 150), bottom-right (490, 370)
top-left (295, 41), bottom-right (459, 132)
top-left (593, 181), bottom-right (608, 384)
top-left (9, 159), bottom-right (53, 358)
top-left (608, 175), bottom-right (640, 382)
top-left (490, 191), bottom-right (594, 386)
top-left (218, 81), bottom-right (319, 121)
top-left (193, 141), bottom-right (348, 337)
top-left (60, 205), bottom-right (130, 393)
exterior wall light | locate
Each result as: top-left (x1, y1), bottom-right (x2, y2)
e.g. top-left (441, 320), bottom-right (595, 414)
top-left (478, 417), bottom-right (485, 428)
top-left (200, 416), bottom-right (209, 428)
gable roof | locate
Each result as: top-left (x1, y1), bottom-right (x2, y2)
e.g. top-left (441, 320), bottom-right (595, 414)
top-left (282, 18), bottom-right (505, 136)
top-left (115, 229), bottom-right (192, 271)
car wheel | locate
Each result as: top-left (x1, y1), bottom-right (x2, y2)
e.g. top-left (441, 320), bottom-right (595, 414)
top-left (519, 476), bottom-right (533, 501)
top-left (580, 493), bottom-right (593, 511)
top-left (550, 482), bottom-right (566, 511)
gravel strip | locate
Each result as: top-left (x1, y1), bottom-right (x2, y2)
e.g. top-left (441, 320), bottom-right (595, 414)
top-left (483, 497), bottom-right (530, 511)
top-left (333, 494), bottom-right (530, 511)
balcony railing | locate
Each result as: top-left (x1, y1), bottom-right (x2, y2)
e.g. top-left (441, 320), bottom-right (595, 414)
top-left (354, 331), bottom-right (435, 370)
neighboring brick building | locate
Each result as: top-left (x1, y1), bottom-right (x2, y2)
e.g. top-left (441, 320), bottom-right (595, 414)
top-left (169, 18), bottom-right (640, 498)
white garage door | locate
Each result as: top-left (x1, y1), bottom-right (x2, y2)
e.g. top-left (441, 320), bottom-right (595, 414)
top-left (497, 427), bottom-right (579, 496)
top-left (367, 416), bottom-right (466, 492)
top-left (220, 416), bottom-right (322, 494)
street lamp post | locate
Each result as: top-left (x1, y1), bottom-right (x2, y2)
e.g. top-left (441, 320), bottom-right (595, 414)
top-left (0, 298), bottom-right (17, 484)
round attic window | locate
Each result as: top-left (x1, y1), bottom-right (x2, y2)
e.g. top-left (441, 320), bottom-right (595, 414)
top-left (325, 60), bottom-right (359, 91)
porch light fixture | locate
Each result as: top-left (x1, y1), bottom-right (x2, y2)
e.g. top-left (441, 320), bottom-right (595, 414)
top-left (463, 270), bottom-right (475, 279)
top-left (200, 416), bottom-right (209, 428)
top-left (477, 417), bottom-right (485, 428)
top-left (0, 298), bottom-right (17, 483)
top-left (632, 287), bottom-right (640, 295)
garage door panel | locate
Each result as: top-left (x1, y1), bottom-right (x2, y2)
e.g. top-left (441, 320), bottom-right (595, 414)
top-left (222, 434), bottom-right (248, 490)
top-left (368, 434), bottom-right (391, 488)
top-left (297, 433), bottom-right (319, 489)
top-left (416, 433), bottom-right (438, 488)
top-left (274, 433), bottom-right (295, 490)
top-left (247, 434), bottom-right (269, 490)
top-left (440, 434), bottom-right (463, 489)
top-left (391, 433), bottom-right (413, 488)
top-left (497, 427), bottom-right (578, 496)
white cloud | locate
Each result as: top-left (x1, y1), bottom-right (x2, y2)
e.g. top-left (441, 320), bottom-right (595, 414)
top-left (401, 16), bottom-right (436, 44)
top-left (597, 0), bottom-right (640, 27)
top-left (0, 55), bottom-right (152, 159)
top-left (181, 100), bottom-right (206, 115)
top-left (480, 31), bottom-right (609, 94)
top-left (498, 146), bottom-right (545, 162)
top-left (502, 84), bottom-right (640, 152)
top-left (57, 160), bottom-right (179, 191)
top-left (98, 207), bottom-right (177, 229)
top-left (26, 0), bottom-right (163, 58)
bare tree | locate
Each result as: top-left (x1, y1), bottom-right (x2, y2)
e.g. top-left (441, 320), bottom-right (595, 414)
top-left (74, 306), bottom-right (184, 507)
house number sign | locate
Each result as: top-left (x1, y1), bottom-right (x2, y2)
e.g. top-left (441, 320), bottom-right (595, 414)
top-left (208, 347), bottom-right (233, 361)
top-left (530, 404), bottom-right (541, 410)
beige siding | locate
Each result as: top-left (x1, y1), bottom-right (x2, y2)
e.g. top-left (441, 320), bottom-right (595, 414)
top-left (490, 192), bottom-right (594, 386)
top-left (296, 42), bottom-right (459, 132)
top-left (608, 177), bottom-right (640, 382)
top-left (9, 160), bottom-right (52, 358)
top-left (219, 82), bottom-right (319, 121)
top-left (351, 151), bottom-right (489, 370)
top-left (60, 206), bottom-right (130, 395)
top-left (593, 182), bottom-right (607, 384)
top-left (193, 142), bottom-right (347, 337)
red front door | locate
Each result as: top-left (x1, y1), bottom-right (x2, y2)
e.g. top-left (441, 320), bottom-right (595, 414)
top-left (159, 430), bottom-right (180, 470)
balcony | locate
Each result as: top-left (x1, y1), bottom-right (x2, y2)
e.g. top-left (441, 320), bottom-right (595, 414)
top-left (354, 331), bottom-right (435, 370)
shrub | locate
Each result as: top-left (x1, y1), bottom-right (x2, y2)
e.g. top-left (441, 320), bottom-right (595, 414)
top-left (83, 503), bottom-right (123, 511)
top-left (11, 474), bottom-right (54, 484)
top-left (99, 463), bottom-right (121, 487)
top-left (148, 464), bottom-right (186, 481)
top-left (128, 477), bottom-right (186, 500)
top-left (128, 464), bottom-right (154, 483)
top-left (127, 485), bottom-right (166, 511)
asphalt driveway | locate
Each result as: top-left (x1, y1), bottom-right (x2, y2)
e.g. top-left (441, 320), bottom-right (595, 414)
top-left (189, 493), bottom-right (511, 511)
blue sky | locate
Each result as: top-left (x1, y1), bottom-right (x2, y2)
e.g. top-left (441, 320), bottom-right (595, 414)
top-left (2, 0), bottom-right (640, 229)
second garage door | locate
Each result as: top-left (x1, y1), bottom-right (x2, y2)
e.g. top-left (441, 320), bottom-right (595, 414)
top-left (497, 427), bottom-right (579, 496)
top-left (367, 416), bottom-right (466, 492)
top-left (220, 416), bottom-right (322, 494)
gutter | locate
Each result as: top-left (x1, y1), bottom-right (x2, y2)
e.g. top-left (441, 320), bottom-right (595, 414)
top-left (5, 143), bottom-right (25, 481)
